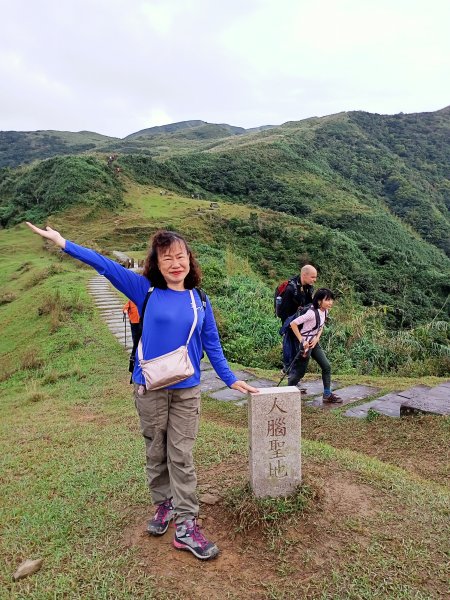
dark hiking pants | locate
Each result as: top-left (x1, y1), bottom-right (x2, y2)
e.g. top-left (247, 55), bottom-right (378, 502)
top-left (287, 343), bottom-right (331, 391)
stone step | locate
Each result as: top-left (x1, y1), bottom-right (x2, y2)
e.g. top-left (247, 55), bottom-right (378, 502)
top-left (344, 394), bottom-right (403, 418)
top-left (199, 370), bottom-right (229, 393)
top-left (307, 384), bottom-right (381, 409)
top-left (344, 385), bottom-right (436, 419)
top-left (399, 382), bottom-right (450, 416)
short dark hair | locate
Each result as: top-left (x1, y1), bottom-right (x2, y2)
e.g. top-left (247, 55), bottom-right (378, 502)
top-left (142, 230), bottom-right (202, 289)
top-left (312, 288), bottom-right (335, 309)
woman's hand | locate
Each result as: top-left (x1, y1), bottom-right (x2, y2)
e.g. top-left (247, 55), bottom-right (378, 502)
top-left (25, 222), bottom-right (66, 249)
top-left (231, 380), bottom-right (260, 394)
top-left (308, 336), bottom-right (319, 349)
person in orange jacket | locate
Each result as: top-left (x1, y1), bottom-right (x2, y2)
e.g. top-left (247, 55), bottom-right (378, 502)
top-left (123, 299), bottom-right (141, 354)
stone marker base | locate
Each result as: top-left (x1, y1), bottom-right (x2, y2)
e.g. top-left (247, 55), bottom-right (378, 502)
top-left (248, 386), bottom-right (301, 498)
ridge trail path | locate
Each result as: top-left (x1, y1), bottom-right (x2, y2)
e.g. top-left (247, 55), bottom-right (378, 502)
top-left (87, 275), bottom-right (449, 414)
top-left (87, 275), bottom-right (133, 352)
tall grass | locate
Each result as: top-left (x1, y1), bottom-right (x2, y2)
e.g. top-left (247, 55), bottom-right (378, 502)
top-left (197, 245), bottom-right (449, 375)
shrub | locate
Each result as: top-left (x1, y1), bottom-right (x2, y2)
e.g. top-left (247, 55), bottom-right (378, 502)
top-left (0, 292), bottom-right (17, 305)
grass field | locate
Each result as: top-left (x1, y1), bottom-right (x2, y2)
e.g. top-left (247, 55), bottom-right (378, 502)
top-left (1, 190), bottom-right (449, 599)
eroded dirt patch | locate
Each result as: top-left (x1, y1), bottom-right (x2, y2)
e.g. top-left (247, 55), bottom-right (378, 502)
top-left (121, 456), bottom-right (382, 599)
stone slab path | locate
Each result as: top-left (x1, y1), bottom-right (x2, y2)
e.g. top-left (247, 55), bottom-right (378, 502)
top-left (86, 276), bottom-right (449, 414)
top-left (344, 383), bottom-right (450, 418)
top-left (306, 384), bottom-right (381, 409)
top-left (88, 276), bottom-right (133, 352)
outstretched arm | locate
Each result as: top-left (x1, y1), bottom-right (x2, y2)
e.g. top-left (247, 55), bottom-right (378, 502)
top-left (26, 222), bottom-right (66, 248)
top-left (25, 221), bottom-right (148, 307)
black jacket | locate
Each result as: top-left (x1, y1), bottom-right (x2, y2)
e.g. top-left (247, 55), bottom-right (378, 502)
top-left (278, 276), bottom-right (314, 323)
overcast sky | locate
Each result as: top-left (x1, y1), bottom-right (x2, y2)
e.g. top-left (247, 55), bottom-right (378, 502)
top-left (1, 0), bottom-right (449, 138)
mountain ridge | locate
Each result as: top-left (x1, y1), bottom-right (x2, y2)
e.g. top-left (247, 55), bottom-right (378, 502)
top-left (2, 107), bottom-right (448, 168)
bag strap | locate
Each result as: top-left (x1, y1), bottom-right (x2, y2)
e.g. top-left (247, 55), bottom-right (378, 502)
top-left (137, 288), bottom-right (197, 361)
top-left (298, 307), bottom-right (322, 337)
top-left (185, 289), bottom-right (197, 345)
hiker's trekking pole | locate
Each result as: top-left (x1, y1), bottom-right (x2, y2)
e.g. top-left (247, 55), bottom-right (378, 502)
top-left (123, 312), bottom-right (127, 348)
top-left (277, 346), bottom-right (304, 387)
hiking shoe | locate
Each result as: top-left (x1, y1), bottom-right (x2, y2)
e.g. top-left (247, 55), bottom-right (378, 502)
top-left (147, 499), bottom-right (174, 536)
top-left (173, 518), bottom-right (219, 560)
top-left (322, 392), bottom-right (343, 403)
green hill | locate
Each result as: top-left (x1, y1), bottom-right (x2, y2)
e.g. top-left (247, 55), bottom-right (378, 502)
top-left (0, 121), bottom-right (277, 168)
top-left (1, 108), bottom-right (449, 333)
top-left (0, 130), bottom-right (118, 168)
top-left (125, 120), bottom-right (247, 140)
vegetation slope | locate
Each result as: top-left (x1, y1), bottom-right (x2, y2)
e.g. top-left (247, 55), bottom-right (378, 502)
top-left (0, 194), bottom-right (449, 599)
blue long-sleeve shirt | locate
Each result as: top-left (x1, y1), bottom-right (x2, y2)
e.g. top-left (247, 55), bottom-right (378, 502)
top-left (64, 241), bottom-right (237, 389)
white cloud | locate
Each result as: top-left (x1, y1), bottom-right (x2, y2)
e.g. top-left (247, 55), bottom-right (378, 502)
top-left (1, 0), bottom-right (449, 136)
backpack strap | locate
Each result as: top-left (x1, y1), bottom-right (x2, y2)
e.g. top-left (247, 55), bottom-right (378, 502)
top-left (312, 307), bottom-right (320, 331)
top-left (195, 287), bottom-right (207, 309)
top-left (137, 286), bottom-right (155, 342)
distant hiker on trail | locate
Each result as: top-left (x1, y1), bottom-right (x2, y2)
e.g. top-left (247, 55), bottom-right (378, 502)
top-left (286, 288), bottom-right (342, 403)
top-left (123, 299), bottom-right (140, 346)
top-left (123, 299), bottom-right (140, 372)
top-left (26, 222), bottom-right (258, 561)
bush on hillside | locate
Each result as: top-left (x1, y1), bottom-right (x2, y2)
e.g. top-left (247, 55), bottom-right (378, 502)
top-left (195, 244), bottom-right (450, 375)
top-left (0, 156), bottom-right (123, 226)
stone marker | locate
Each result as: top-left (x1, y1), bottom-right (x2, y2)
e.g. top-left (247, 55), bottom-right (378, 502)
top-left (248, 386), bottom-right (301, 498)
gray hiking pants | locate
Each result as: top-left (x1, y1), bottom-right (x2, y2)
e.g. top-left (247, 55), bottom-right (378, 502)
top-left (133, 383), bottom-right (201, 523)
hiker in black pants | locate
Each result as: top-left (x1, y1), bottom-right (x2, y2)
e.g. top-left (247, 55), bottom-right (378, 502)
top-left (278, 265), bottom-right (341, 401)
top-left (288, 288), bottom-right (342, 403)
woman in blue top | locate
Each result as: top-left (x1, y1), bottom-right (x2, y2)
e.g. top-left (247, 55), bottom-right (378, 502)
top-left (26, 222), bottom-right (258, 561)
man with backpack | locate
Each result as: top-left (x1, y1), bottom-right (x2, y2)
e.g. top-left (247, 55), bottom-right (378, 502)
top-left (276, 265), bottom-right (341, 402)
top-left (275, 264), bottom-right (317, 324)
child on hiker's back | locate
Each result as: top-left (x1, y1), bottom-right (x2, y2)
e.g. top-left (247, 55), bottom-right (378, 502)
top-left (289, 288), bottom-right (342, 403)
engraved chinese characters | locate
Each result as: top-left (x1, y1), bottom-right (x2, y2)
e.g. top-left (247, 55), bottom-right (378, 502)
top-left (248, 387), bottom-right (301, 497)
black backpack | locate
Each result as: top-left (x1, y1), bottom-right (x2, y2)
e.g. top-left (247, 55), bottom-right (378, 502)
top-left (277, 304), bottom-right (322, 386)
top-left (279, 304), bottom-right (321, 337)
top-left (274, 275), bottom-right (299, 318)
